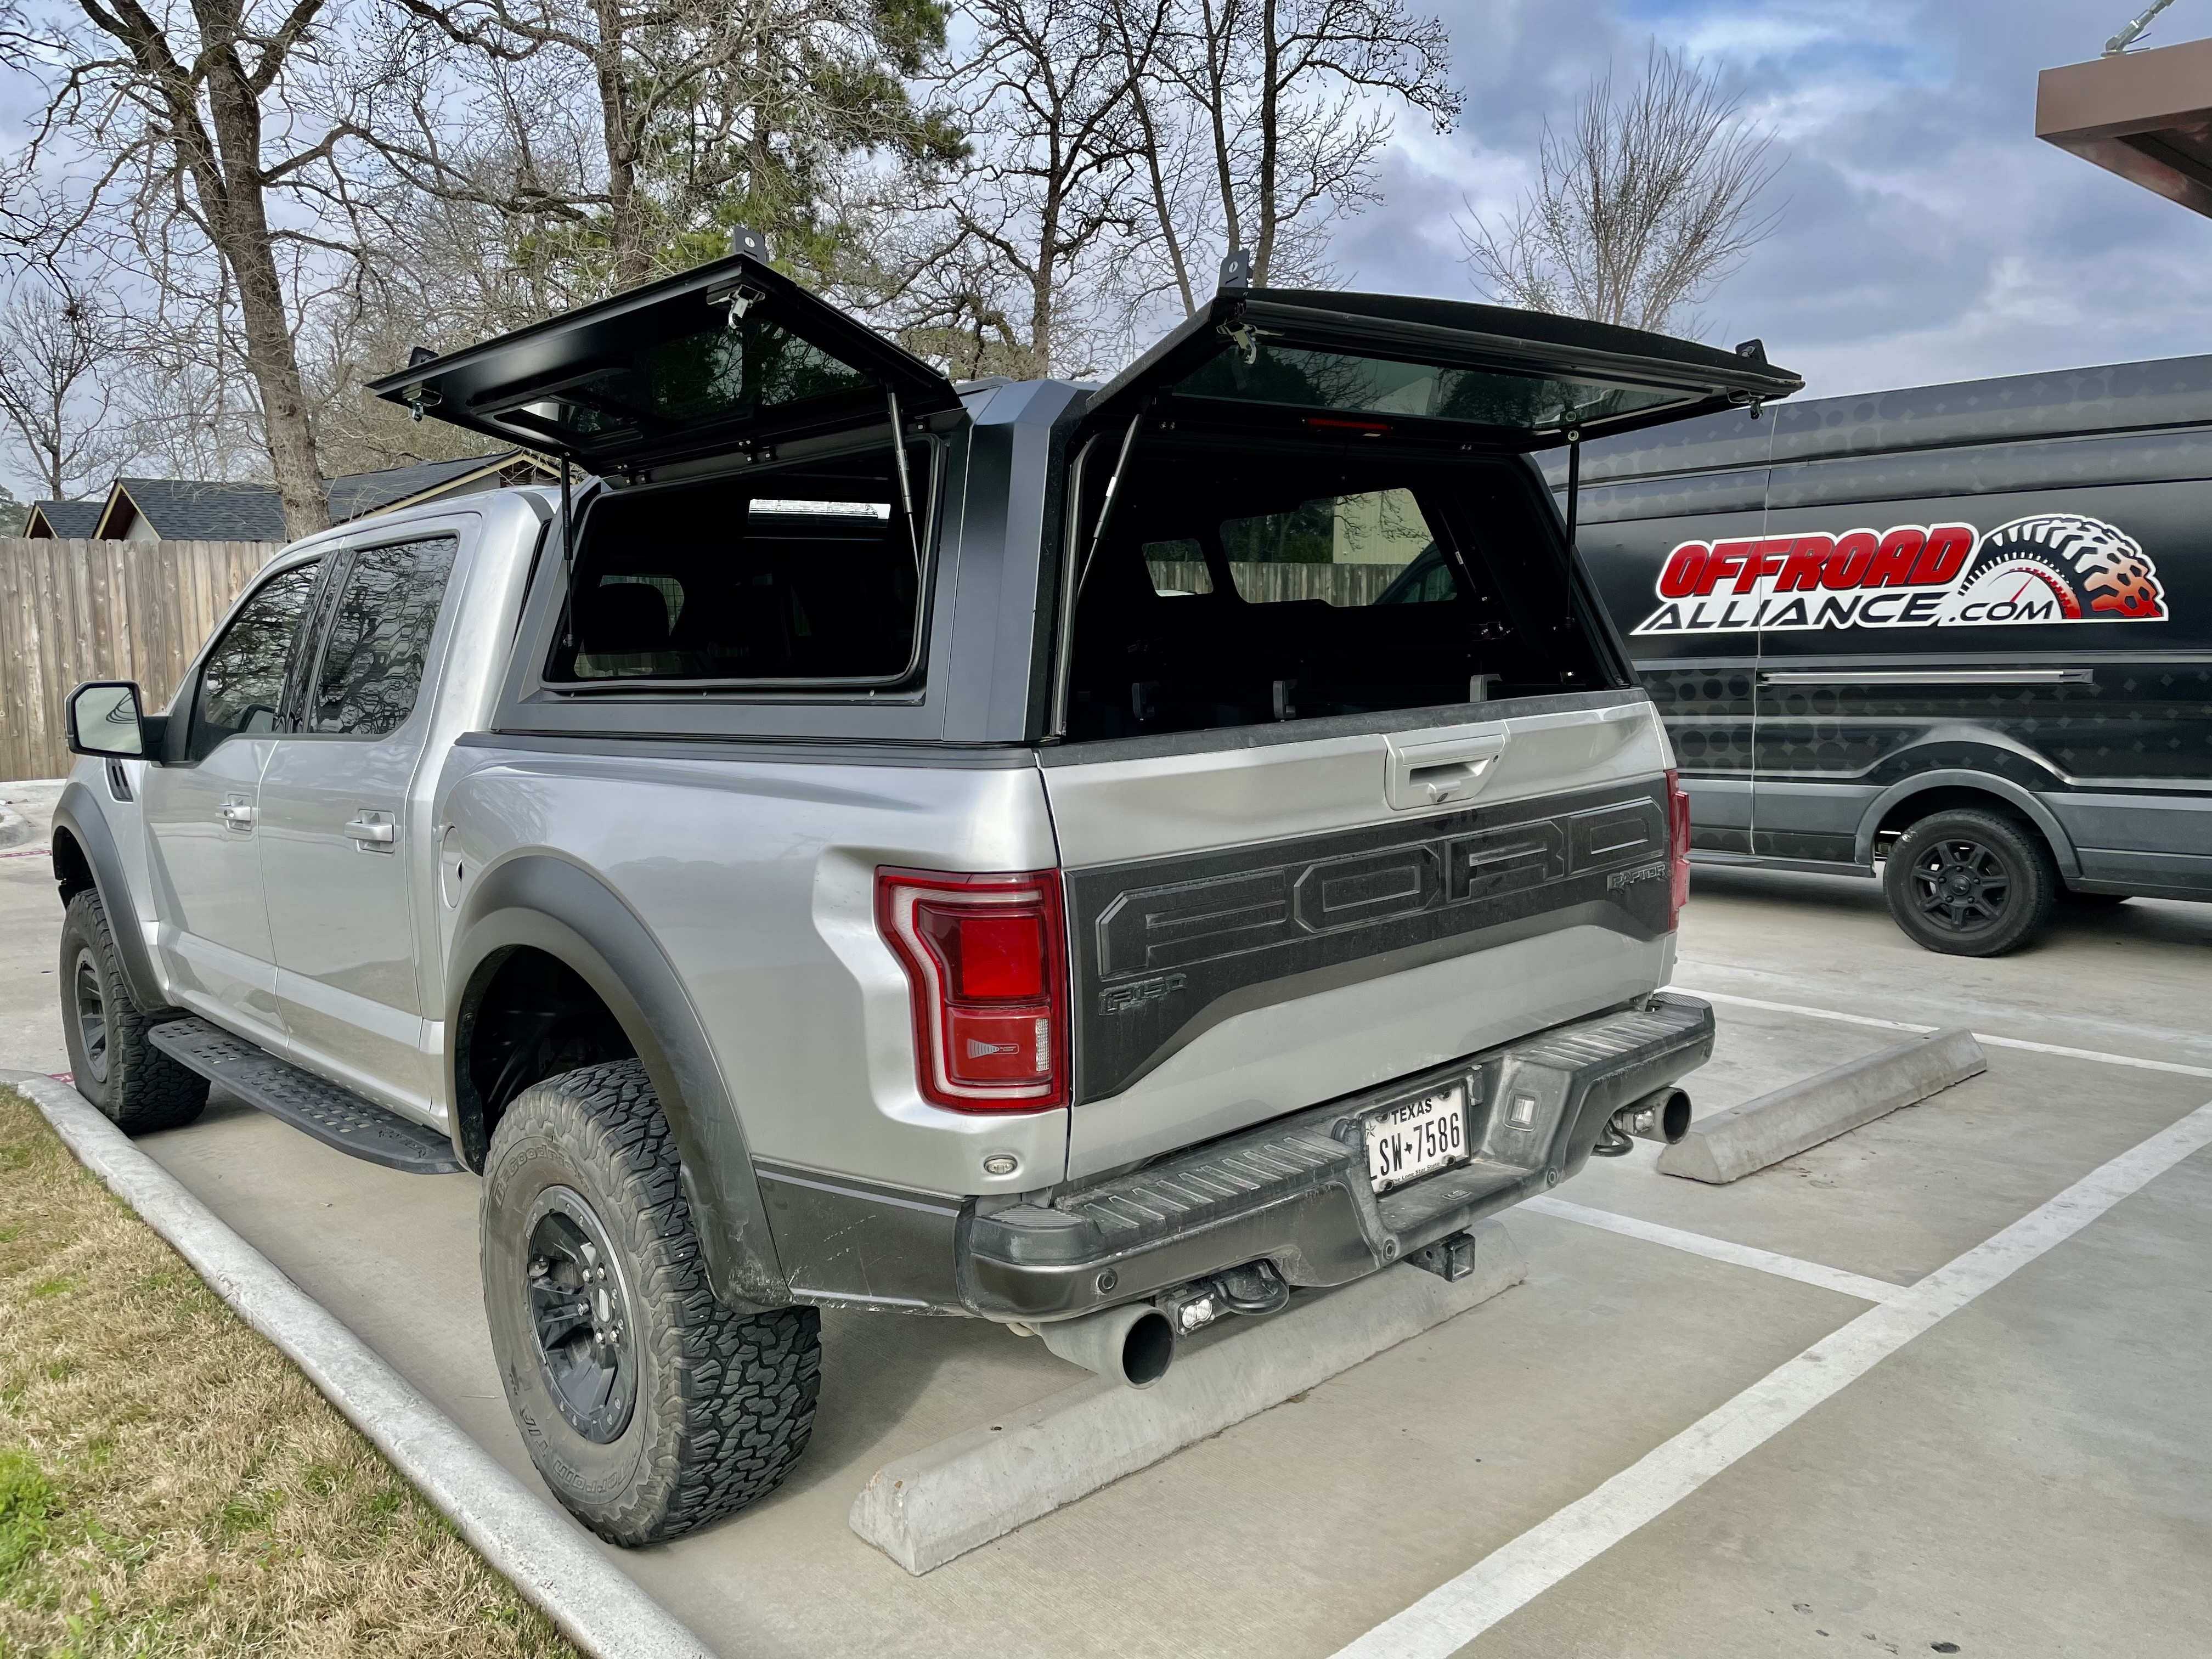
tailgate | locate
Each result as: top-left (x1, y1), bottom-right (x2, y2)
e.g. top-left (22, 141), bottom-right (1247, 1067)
top-left (1045, 690), bottom-right (1677, 1178)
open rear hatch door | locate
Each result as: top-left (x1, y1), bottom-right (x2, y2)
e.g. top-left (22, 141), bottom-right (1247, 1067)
top-left (366, 233), bottom-right (962, 473)
top-left (1079, 284), bottom-right (1802, 448)
top-left (1048, 286), bottom-right (1798, 1178)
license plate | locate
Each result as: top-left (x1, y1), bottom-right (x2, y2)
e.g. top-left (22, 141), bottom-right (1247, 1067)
top-left (1364, 1085), bottom-right (1469, 1194)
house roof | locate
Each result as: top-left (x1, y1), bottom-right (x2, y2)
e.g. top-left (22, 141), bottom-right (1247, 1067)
top-left (89, 452), bottom-right (549, 541)
top-left (25, 500), bottom-right (103, 537)
top-left (324, 452), bottom-right (532, 519)
top-left (98, 477), bottom-right (288, 541)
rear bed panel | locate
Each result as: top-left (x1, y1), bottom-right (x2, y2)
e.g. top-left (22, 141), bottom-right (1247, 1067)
top-left (1043, 690), bottom-right (1679, 1177)
top-left (1064, 772), bottom-right (1671, 1102)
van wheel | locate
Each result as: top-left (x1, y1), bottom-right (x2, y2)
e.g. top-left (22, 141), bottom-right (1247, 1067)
top-left (1882, 809), bottom-right (2058, 957)
top-left (481, 1059), bottom-right (820, 1545)
top-left (58, 890), bottom-right (207, 1132)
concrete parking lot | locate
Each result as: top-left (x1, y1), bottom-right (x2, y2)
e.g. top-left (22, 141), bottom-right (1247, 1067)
top-left (4, 776), bottom-right (2209, 1657)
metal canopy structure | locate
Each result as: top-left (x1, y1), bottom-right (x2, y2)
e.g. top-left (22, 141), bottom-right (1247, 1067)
top-left (2035, 33), bottom-right (2212, 218)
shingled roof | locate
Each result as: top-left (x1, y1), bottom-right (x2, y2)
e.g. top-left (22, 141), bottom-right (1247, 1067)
top-left (324, 452), bottom-right (541, 520)
top-left (24, 500), bottom-right (104, 537)
top-left (98, 478), bottom-right (289, 541)
top-left (71, 452), bottom-right (551, 541)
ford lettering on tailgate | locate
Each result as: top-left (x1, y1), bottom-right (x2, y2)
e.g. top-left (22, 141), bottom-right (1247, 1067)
top-left (1065, 780), bottom-right (1671, 1101)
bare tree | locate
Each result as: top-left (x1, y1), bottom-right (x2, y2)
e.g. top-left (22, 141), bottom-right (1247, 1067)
top-left (0, 0), bottom-right (386, 535)
top-left (1114, 0), bottom-right (1457, 312)
top-left (0, 278), bottom-right (127, 500)
top-left (374, 0), bottom-right (959, 297)
top-left (1459, 45), bottom-right (1780, 335)
top-left (904, 0), bottom-right (1147, 377)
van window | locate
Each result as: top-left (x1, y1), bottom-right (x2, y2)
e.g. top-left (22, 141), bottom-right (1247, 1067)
top-left (549, 445), bottom-right (924, 685)
top-left (1064, 439), bottom-right (1607, 740)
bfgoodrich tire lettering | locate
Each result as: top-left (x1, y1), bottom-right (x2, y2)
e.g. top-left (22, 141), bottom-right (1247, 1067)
top-left (481, 1058), bottom-right (820, 1545)
top-left (58, 889), bottom-right (206, 1132)
top-left (1882, 808), bottom-right (2058, 957)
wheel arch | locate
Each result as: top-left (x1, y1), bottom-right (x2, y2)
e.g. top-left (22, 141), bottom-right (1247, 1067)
top-left (49, 781), bottom-right (173, 1014)
top-left (1854, 770), bottom-right (2079, 877)
top-left (449, 853), bottom-right (789, 1307)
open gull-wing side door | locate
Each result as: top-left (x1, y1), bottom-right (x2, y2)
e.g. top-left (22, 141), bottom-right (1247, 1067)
top-left (366, 232), bottom-right (962, 473)
top-left (1082, 284), bottom-right (1803, 449)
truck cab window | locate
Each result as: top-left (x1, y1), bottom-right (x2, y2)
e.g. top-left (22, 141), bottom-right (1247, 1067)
top-left (549, 443), bottom-right (925, 686)
top-left (189, 561), bottom-right (321, 761)
top-left (309, 535), bottom-right (460, 736)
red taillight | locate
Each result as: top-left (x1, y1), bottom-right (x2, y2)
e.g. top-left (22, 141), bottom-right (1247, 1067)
top-left (1665, 768), bottom-right (1691, 929)
top-left (877, 867), bottom-right (1068, 1111)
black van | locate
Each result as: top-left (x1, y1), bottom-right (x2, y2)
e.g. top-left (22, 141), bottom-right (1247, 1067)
top-left (1553, 353), bottom-right (2212, 956)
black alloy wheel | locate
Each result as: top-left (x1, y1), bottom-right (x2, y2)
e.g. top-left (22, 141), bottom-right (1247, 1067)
top-left (523, 1185), bottom-right (639, 1444)
top-left (71, 945), bottom-right (110, 1086)
top-left (57, 888), bottom-right (206, 1131)
top-left (481, 1059), bottom-right (821, 1545)
top-left (1910, 837), bottom-right (2011, 933)
top-left (1882, 808), bottom-right (2057, 957)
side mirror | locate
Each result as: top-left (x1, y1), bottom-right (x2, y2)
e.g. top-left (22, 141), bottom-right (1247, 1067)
top-left (65, 681), bottom-right (155, 760)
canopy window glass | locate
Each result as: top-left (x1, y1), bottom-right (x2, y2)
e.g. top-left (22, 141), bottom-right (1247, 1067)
top-left (495, 317), bottom-right (876, 446)
top-left (1176, 342), bottom-right (1685, 435)
top-left (548, 444), bottom-right (924, 687)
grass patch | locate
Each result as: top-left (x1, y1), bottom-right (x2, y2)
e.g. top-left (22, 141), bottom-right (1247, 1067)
top-left (0, 1087), bottom-right (578, 1657)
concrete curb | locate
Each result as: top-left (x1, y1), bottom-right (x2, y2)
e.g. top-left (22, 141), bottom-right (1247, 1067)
top-left (1656, 1026), bottom-right (1987, 1184)
top-left (851, 1220), bottom-right (1527, 1575)
top-left (1, 1070), bottom-right (719, 1659)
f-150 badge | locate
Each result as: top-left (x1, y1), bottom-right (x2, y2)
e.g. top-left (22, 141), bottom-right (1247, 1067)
top-left (1632, 512), bottom-right (2166, 635)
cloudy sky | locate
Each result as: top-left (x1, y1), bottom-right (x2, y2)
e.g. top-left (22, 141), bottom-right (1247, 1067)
top-left (1340, 0), bottom-right (2212, 399)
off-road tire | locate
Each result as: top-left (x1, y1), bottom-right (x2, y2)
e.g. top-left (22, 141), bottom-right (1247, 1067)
top-left (58, 889), bottom-right (206, 1132)
top-left (481, 1059), bottom-right (820, 1545)
top-left (1883, 809), bottom-right (2059, 957)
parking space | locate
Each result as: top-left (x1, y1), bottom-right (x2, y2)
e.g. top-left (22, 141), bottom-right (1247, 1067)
top-left (1471, 1149), bottom-right (2212, 1658)
top-left (3, 796), bottom-right (2208, 1657)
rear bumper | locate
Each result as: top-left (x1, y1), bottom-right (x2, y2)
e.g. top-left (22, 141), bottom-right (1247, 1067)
top-left (959, 992), bottom-right (1714, 1321)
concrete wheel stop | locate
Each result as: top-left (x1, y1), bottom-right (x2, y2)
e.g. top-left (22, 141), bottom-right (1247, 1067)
top-left (850, 1220), bottom-right (1526, 1575)
top-left (1657, 1026), bottom-right (1987, 1184)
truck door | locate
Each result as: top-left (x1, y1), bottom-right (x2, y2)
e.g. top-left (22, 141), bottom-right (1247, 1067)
top-left (1040, 286), bottom-right (1801, 1178)
top-left (140, 557), bottom-right (324, 1049)
top-left (257, 529), bottom-right (462, 1114)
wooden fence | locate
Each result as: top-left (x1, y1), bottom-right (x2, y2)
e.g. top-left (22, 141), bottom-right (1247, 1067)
top-left (1147, 560), bottom-right (1412, 606)
top-left (0, 541), bottom-right (1411, 779)
top-left (0, 538), bottom-right (279, 781)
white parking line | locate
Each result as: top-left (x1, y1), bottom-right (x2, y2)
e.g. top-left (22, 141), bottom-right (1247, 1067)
top-left (1334, 1099), bottom-right (2212, 1659)
top-left (1676, 985), bottom-right (2212, 1080)
top-left (1520, 1196), bottom-right (1904, 1305)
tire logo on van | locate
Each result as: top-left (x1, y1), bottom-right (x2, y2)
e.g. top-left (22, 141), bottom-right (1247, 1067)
top-left (1631, 513), bottom-right (2167, 635)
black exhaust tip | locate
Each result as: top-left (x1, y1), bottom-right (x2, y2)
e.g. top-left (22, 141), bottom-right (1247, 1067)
top-left (1612, 1087), bottom-right (1691, 1147)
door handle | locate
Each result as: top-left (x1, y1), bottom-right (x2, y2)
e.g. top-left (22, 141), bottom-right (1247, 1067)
top-left (1385, 726), bottom-right (1510, 811)
top-left (345, 814), bottom-right (397, 847)
top-left (219, 798), bottom-right (255, 829)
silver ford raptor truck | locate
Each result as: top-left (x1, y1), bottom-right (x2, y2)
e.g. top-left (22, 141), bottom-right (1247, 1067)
top-left (50, 239), bottom-right (1799, 1544)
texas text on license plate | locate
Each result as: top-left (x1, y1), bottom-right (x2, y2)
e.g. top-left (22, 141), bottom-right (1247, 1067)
top-left (1364, 1085), bottom-right (1470, 1194)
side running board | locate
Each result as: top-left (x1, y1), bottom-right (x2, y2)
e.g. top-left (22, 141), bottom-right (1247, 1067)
top-left (148, 1017), bottom-right (464, 1175)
